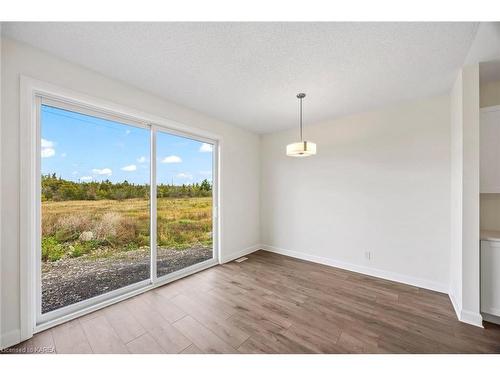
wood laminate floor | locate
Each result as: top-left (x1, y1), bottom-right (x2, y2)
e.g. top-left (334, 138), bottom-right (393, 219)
top-left (6, 250), bottom-right (500, 353)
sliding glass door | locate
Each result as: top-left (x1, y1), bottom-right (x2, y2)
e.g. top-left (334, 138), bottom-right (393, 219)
top-left (155, 130), bottom-right (215, 278)
top-left (38, 97), bottom-right (217, 324)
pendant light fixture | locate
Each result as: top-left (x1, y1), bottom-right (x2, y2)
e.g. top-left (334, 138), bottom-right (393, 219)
top-left (286, 93), bottom-right (317, 157)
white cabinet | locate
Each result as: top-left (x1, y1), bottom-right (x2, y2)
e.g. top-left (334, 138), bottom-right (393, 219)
top-left (480, 106), bottom-right (500, 193)
top-left (481, 239), bottom-right (500, 323)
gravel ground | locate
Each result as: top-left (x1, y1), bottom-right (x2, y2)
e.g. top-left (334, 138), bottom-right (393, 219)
top-left (41, 246), bottom-right (212, 313)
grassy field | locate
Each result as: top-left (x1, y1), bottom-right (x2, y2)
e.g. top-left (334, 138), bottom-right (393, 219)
top-left (41, 197), bottom-right (212, 262)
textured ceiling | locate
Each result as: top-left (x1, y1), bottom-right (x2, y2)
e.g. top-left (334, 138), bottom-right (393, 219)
top-left (3, 22), bottom-right (479, 133)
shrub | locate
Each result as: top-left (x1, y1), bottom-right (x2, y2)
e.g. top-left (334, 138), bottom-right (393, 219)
top-left (92, 212), bottom-right (138, 247)
top-left (57, 214), bottom-right (92, 233)
top-left (41, 214), bottom-right (58, 237)
top-left (137, 233), bottom-right (150, 247)
top-left (123, 242), bottom-right (139, 252)
top-left (68, 245), bottom-right (82, 258)
top-left (41, 196), bottom-right (213, 260)
top-left (69, 240), bottom-right (99, 258)
top-left (41, 236), bottom-right (65, 262)
top-left (114, 216), bottom-right (138, 244)
top-left (54, 229), bottom-right (78, 243)
top-left (47, 214), bottom-right (93, 242)
top-left (93, 212), bottom-right (121, 240)
top-left (156, 219), bottom-right (211, 249)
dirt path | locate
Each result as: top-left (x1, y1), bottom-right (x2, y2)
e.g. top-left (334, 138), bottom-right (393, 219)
top-left (41, 246), bottom-right (212, 313)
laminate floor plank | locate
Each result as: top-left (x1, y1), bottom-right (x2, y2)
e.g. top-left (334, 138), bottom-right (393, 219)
top-left (148, 322), bottom-right (192, 353)
top-left (181, 344), bottom-right (204, 354)
top-left (9, 329), bottom-right (56, 354)
top-left (172, 316), bottom-right (237, 354)
top-left (80, 315), bottom-right (128, 354)
top-left (9, 250), bottom-right (500, 354)
top-left (171, 293), bottom-right (250, 348)
top-left (51, 319), bottom-right (93, 353)
top-left (142, 291), bottom-right (187, 323)
top-left (103, 303), bottom-right (146, 344)
top-left (126, 333), bottom-right (165, 354)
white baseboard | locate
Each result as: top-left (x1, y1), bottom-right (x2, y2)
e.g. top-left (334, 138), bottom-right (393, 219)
top-left (448, 291), bottom-right (461, 320)
top-left (460, 309), bottom-right (484, 328)
top-left (1, 329), bottom-right (21, 350)
top-left (261, 244), bottom-right (449, 293)
top-left (220, 244), bottom-right (261, 264)
top-left (448, 292), bottom-right (484, 328)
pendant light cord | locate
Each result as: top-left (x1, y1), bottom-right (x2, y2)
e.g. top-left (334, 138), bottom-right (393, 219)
top-left (299, 96), bottom-right (303, 142)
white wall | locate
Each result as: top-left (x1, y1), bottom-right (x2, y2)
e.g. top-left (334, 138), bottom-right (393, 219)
top-left (461, 65), bottom-right (481, 324)
top-left (480, 194), bottom-right (500, 230)
top-left (261, 95), bottom-right (451, 292)
top-left (0, 24), bottom-right (3, 350)
top-left (480, 80), bottom-right (500, 108)
top-left (0, 37), bottom-right (261, 347)
top-left (449, 64), bottom-right (482, 327)
top-left (449, 72), bottom-right (464, 314)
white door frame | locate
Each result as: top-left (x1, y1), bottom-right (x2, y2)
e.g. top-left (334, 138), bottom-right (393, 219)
top-left (20, 76), bottom-right (222, 339)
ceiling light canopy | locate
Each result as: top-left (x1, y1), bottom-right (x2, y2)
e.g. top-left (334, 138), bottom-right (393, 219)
top-left (286, 93), bottom-right (317, 157)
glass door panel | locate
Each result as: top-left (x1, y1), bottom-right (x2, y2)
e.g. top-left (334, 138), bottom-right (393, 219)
top-left (40, 104), bottom-right (151, 314)
top-left (155, 130), bottom-right (214, 278)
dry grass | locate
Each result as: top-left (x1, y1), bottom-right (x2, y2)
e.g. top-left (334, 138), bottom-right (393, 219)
top-left (42, 197), bottom-right (212, 261)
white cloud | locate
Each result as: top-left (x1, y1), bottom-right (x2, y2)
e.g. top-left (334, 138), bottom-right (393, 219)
top-left (41, 138), bottom-right (55, 158)
top-left (137, 156), bottom-right (147, 163)
top-left (72, 171), bottom-right (79, 175)
top-left (199, 143), bottom-right (213, 153)
top-left (79, 176), bottom-right (93, 182)
top-left (92, 168), bottom-right (112, 176)
top-left (176, 172), bottom-right (193, 180)
top-left (41, 148), bottom-right (55, 158)
top-left (121, 164), bottom-right (137, 172)
top-left (41, 138), bottom-right (54, 148)
top-left (161, 155), bottom-right (182, 164)
top-left (199, 170), bottom-right (212, 176)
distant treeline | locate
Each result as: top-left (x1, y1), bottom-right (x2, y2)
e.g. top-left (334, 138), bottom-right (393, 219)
top-left (42, 174), bottom-right (212, 201)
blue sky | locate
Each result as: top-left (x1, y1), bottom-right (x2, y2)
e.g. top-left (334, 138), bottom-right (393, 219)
top-left (41, 105), bottom-right (213, 185)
